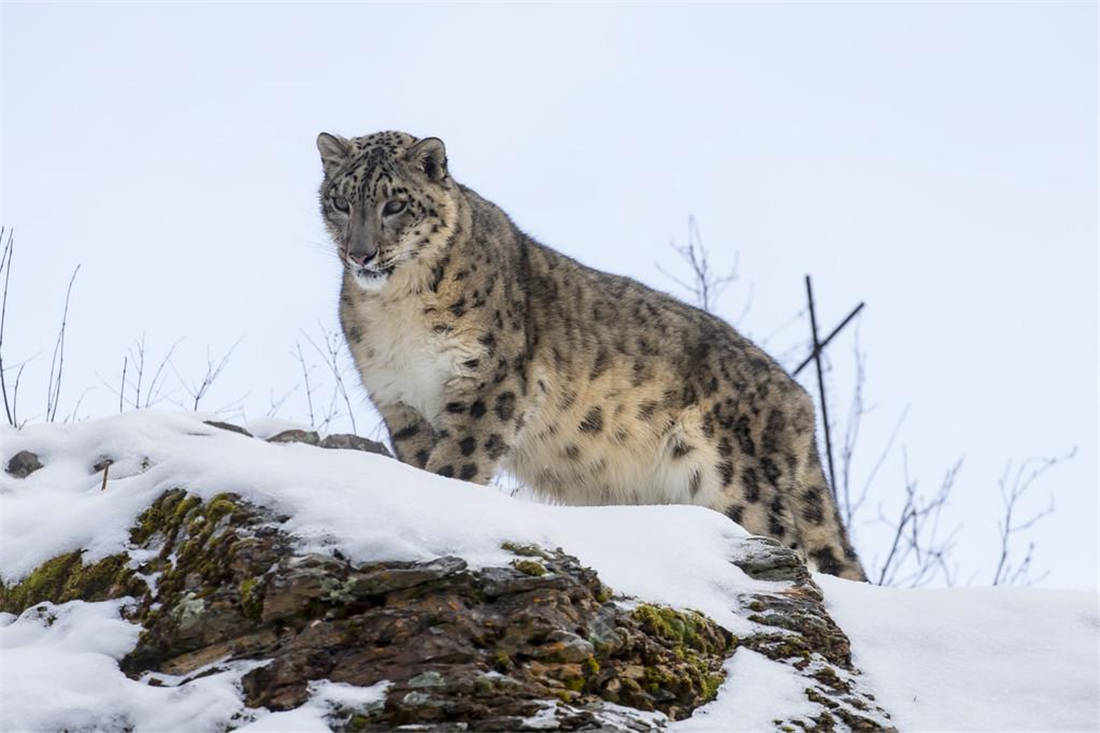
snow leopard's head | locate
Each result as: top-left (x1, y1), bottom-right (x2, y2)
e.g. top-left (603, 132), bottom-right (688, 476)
top-left (316, 130), bottom-right (458, 292)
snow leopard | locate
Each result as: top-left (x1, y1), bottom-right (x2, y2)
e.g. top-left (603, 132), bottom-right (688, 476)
top-left (316, 129), bottom-right (865, 580)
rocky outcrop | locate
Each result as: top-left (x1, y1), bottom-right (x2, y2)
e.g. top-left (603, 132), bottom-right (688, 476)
top-left (1, 427), bottom-right (892, 731)
top-left (732, 537), bottom-right (893, 730)
top-left (2, 490), bottom-right (730, 730)
top-left (203, 419), bottom-right (391, 457)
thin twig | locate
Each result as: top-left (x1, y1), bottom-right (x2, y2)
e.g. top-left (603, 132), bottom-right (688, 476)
top-left (143, 339), bottom-right (182, 408)
top-left (293, 341), bottom-right (317, 428)
top-left (992, 448), bottom-right (1076, 585)
top-left (11, 361), bottom-right (25, 428)
top-left (761, 308), bottom-right (807, 352)
top-left (132, 335), bottom-right (146, 410)
top-left (0, 227), bottom-right (16, 426)
top-left (46, 265), bottom-right (80, 422)
top-left (303, 324), bottom-right (359, 434)
top-left (63, 387), bottom-right (92, 424)
top-left (873, 449), bottom-right (964, 587)
top-left (267, 385), bottom-right (299, 418)
top-left (840, 328), bottom-right (869, 529)
top-left (171, 337), bottom-right (243, 411)
top-left (854, 404), bottom-right (910, 523)
top-left (119, 356), bottom-right (128, 413)
top-left (656, 215), bottom-right (742, 314)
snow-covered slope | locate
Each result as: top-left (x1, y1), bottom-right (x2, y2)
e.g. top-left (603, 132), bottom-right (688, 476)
top-left (0, 411), bottom-right (763, 631)
top-left (822, 577), bottom-right (1099, 730)
top-left (1, 412), bottom-right (1096, 731)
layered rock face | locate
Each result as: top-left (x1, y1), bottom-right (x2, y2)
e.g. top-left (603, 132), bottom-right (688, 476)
top-left (1, 424), bottom-right (893, 731)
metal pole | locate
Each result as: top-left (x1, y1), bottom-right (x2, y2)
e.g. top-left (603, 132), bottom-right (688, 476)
top-left (792, 301), bottom-right (865, 377)
top-left (805, 275), bottom-right (838, 500)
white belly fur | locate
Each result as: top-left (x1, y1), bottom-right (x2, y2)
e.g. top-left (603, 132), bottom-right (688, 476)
top-left (347, 296), bottom-right (463, 422)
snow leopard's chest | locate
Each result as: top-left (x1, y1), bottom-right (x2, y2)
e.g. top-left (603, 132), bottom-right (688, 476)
top-left (344, 297), bottom-right (459, 421)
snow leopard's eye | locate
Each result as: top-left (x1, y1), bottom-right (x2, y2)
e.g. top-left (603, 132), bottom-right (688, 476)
top-left (331, 196), bottom-right (350, 214)
top-left (382, 200), bottom-right (406, 216)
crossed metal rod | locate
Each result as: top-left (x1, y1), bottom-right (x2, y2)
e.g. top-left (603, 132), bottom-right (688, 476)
top-left (794, 275), bottom-right (864, 501)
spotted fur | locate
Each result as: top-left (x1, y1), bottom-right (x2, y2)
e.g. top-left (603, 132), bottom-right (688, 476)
top-left (317, 130), bottom-right (866, 580)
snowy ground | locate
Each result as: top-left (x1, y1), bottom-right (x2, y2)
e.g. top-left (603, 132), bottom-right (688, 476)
top-left (821, 576), bottom-right (1099, 731)
top-left (1, 412), bottom-right (1097, 731)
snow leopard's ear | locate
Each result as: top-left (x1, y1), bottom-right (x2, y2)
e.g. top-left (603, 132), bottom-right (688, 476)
top-left (316, 132), bottom-right (350, 178)
top-left (406, 137), bottom-right (447, 182)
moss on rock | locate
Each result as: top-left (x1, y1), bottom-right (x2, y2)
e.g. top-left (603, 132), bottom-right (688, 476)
top-left (500, 541), bottom-right (547, 558)
top-left (0, 551), bottom-right (145, 614)
top-left (0, 482), bottom-right (894, 730)
top-left (629, 604), bottom-right (730, 706)
top-left (239, 576), bottom-right (264, 620)
top-left (510, 559), bottom-right (547, 577)
top-left (631, 604), bottom-right (727, 657)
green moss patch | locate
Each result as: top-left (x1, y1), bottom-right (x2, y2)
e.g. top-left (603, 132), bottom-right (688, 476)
top-left (500, 541), bottom-right (547, 558)
top-left (510, 559), bottom-right (547, 577)
top-left (0, 551), bottom-right (145, 614)
top-left (630, 604), bottom-right (732, 704)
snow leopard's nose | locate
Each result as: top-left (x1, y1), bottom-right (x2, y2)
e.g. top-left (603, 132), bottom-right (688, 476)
top-left (346, 210), bottom-right (378, 266)
top-left (347, 249), bottom-right (376, 267)
top-left (346, 230), bottom-right (378, 266)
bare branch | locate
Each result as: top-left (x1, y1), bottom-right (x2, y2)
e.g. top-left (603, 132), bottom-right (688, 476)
top-left (124, 335), bottom-right (182, 409)
top-left (653, 263), bottom-right (698, 300)
top-left (267, 385), bottom-right (299, 418)
top-left (119, 356), bottom-right (127, 413)
top-left (302, 324), bottom-right (359, 434)
top-left (63, 386), bottom-right (92, 424)
top-left (656, 215), bottom-right (743, 314)
top-left (839, 329), bottom-right (869, 529)
top-left (873, 449), bottom-right (964, 587)
top-left (368, 413), bottom-right (389, 444)
top-left (172, 337), bottom-right (243, 411)
top-left (10, 361), bottom-right (25, 428)
top-left (731, 281), bottom-right (754, 327)
top-left (144, 339), bottom-right (183, 408)
top-left (46, 265), bottom-right (81, 422)
top-left (761, 308), bottom-right (807, 354)
top-left (0, 226), bottom-right (14, 426)
top-left (852, 403), bottom-right (910, 527)
top-left (292, 341), bottom-right (317, 428)
top-left (212, 391), bottom-right (250, 420)
top-left (131, 335), bottom-right (146, 410)
top-left (992, 448), bottom-right (1076, 585)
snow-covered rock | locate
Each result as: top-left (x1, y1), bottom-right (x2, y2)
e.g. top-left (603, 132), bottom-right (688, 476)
top-left (0, 412), bottom-right (1095, 731)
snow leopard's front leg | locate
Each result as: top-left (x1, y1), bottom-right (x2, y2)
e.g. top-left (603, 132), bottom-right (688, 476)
top-left (380, 402), bottom-right (436, 469)
top-left (423, 385), bottom-right (520, 484)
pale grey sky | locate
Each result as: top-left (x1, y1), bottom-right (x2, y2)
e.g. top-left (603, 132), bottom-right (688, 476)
top-left (2, 2), bottom-right (1096, 588)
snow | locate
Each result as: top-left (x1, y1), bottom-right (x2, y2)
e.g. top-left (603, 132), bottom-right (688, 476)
top-left (245, 416), bottom-right (314, 441)
top-left (519, 701), bottom-right (669, 731)
top-left (520, 703), bottom-right (565, 730)
top-left (820, 575), bottom-right (1100, 731)
top-left (0, 600), bottom-right (254, 732)
top-left (0, 411), bottom-right (765, 634)
top-left (671, 649), bottom-right (818, 731)
top-left (0, 597), bottom-right (386, 732)
top-left (234, 680), bottom-right (390, 732)
top-left (2, 411), bottom-right (1098, 731)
